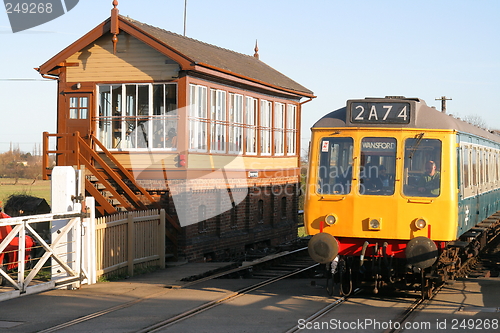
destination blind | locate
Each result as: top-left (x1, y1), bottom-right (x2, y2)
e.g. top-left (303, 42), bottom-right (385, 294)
top-left (350, 102), bottom-right (411, 124)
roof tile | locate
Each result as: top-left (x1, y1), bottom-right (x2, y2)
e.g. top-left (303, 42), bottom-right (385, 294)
top-left (121, 16), bottom-right (313, 96)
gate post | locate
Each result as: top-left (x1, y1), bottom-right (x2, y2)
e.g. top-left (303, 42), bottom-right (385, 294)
top-left (83, 197), bottom-right (96, 285)
top-left (50, 166), bottom-right (82, 288)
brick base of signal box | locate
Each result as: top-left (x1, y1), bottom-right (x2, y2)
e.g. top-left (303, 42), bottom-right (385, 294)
top-left (157, 181), bottom-right (300, 262)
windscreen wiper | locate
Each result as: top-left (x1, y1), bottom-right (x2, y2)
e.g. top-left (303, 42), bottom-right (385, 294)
top-left (408, 132), bottom-right (424, 160)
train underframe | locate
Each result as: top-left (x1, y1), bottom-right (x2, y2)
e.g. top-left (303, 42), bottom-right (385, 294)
top-left (319, 219), bottom-right (500, 298)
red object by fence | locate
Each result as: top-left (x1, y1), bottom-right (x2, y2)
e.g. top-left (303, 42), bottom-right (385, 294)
top-left (0, 212), bottom-right (35, 270)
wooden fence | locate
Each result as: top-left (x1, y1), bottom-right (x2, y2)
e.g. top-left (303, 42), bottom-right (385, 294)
top-left (95, 209), bottom-right (166, 279)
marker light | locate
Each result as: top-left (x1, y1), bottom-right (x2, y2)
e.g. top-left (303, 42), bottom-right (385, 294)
top-left (369, 218), bottom-right (381, 230)
top-left (414, 218), bottom-right (427, 230)
top-left (325, 214), bottom-right (337, 225)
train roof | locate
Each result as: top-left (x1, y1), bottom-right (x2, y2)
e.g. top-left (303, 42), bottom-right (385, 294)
top-left (313, 97), bottom-right (500, 142)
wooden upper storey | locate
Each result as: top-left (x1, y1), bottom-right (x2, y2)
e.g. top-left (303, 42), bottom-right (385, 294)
top-left (36, 10), bottom-right (314, 173)
top-left (37, 14), bottom-right (314, 99)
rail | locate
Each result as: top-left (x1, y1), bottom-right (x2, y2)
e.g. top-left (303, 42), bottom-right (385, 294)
top-left (35, 248), bottom-right (315, 332)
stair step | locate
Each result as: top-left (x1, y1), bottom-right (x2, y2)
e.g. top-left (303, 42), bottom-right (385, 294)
top-left (109, 199), bottom-right (121, 205)
top-left (88, 175), bottom-right (99, 182)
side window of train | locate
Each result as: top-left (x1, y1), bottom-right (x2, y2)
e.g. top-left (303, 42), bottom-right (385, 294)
top-left (479, 148), bottom-right (484, 187)
top-left (461, 145), bottom-right (471, 198)
top-left (461, 144), bottom-right (480, 199)
top-left (317, 137), bottom-right (353, 195)
top-left (472, 147), bottom-right (478, 187)
top-left (359, 137), bottom-right (397, 196)
top-left (462, 146), bottom-right (469, 190)
top-left (403, 138), bottom-right (442, 197)
top-left (496, 152), bottom-right (500, 186)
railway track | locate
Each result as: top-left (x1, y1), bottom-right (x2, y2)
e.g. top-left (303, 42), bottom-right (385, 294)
top-left (17, 241), bottom-right (500, 333)
top-left (284, 288), bottom-right (362, 333)
top-left (37, 247), bottom-right (318, 333)
top-left (137, 260), bottom-right (318, 332)
top-left (283, 284), bottom-right (444, 333)
top-left (382, 284), bottom-right (444, 333)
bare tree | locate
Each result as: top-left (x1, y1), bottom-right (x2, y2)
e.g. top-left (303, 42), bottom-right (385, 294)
top-left (0, 149), bottom-right (42, 180)
top-left (462, 114), bottom-right (488, 129)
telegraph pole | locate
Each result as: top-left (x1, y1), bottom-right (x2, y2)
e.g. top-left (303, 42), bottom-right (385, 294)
top-left (435, 96), bottom-right (452, 113)
top-left (183, 0), bottom-right (187, 36)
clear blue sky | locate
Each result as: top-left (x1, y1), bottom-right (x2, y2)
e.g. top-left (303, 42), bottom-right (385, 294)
top-left (1, 0), bottom-right (499, 154)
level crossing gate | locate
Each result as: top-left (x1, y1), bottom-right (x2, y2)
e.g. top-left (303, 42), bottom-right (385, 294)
top-left (0, 167), bottom-right (96, 302)
top-left (0, 210), bottom-right (96, 301)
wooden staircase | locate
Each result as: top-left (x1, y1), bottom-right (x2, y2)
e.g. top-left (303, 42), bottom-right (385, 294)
top-left (43, 131), bottom-right (180, 259)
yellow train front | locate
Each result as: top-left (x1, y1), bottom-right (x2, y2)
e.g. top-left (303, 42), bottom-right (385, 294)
top-left (305, 96), bottom-right (500, 296)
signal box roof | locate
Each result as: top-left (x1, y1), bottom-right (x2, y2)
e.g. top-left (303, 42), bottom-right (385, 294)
top-left (37, 14), bottom-right (314, 99)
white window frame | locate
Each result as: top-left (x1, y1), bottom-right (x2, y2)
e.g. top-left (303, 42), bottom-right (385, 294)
top-left (229, 93), bottom-right (244, 154)
top-left (246, 97), bottom-right (258, 155)
top-left (210, 89), bottom-right (227, 153)
top-left (274, 102), bottom-right (285, 156)
top-left (189, 84), bottom-right (208, 152)
top-left (260, 100), bottom-right (272, 156)
top-left (286, 104), bottom-right (297, 155)
top-left (96, 83), bottom-right (178, 151)
top-left (151, 84), bottom-right (178, 150)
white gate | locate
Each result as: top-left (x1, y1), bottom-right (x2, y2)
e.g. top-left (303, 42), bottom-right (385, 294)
top-left (0, 211), bottom-right (94, 301)
top-left (0, 166), bottom-right (96, 302)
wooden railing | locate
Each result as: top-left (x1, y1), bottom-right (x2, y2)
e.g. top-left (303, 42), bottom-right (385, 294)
top-left (42, 132), bottom-right (72, 181)
top-left (95, 209), bottom-right (166, 279)
top-left (42, 132), bottom-right (180, 260)
top-left (43, 132), bottom-right (151, 213)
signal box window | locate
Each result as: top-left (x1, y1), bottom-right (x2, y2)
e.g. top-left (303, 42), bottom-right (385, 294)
top-left (229, 93), bottom-right (244, 154)
top-left (97, 84), bottom-right (178, 150)
top-left (403, 137), bottom-right (442, 197)
top-left (359, 137), bottom-right (397, 196)
top-left (286, 105), bottom-right (297, 155)
top-left (260, 100), bottom-right (272, 155)
top-left (274, 102), bottom-right (285, 155)
top-left (246, 97), bottom-right (258, 155)
top-left (189, 84), bottom-right (208, 152)
top-left (210, 89), bottom-right (227, 153)
top-left (317, 137), bottom-right (354, 195)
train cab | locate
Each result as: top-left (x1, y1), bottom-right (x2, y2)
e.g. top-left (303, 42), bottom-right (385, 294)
top-left (305, 97), bottom-right (459, 267)
top-left (306, 96), bottom-right (500, 297)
